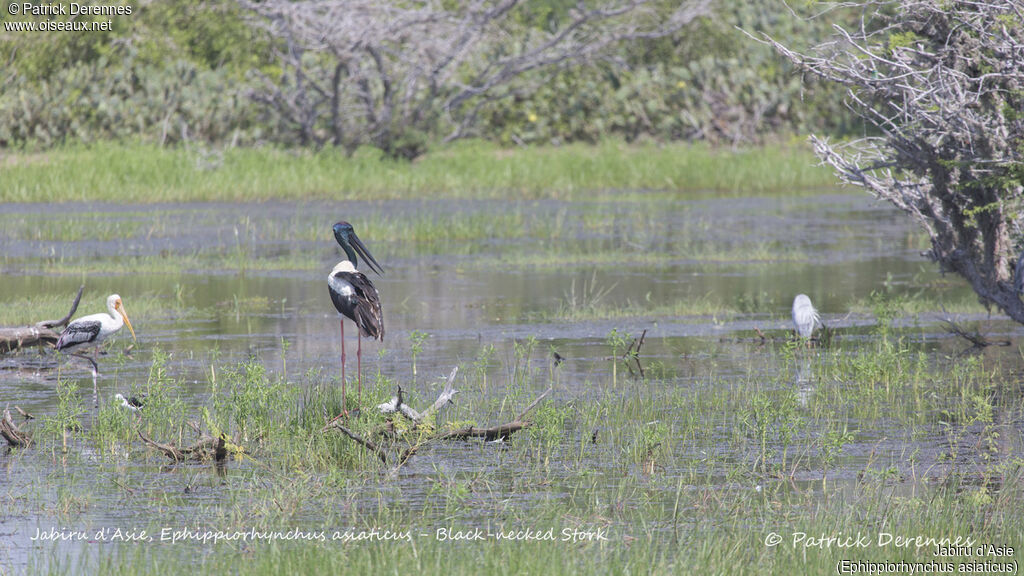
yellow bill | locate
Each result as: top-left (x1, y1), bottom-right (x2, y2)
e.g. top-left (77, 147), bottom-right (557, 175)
top-left (116, 301), bottom-right (136, 342)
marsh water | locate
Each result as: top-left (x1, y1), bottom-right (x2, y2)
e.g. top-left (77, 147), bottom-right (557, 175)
top-left (1, 192), bottom-right (1021, 571)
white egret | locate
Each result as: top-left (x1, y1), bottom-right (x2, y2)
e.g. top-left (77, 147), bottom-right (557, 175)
top-left (791, 294), bottom-right (820, 340)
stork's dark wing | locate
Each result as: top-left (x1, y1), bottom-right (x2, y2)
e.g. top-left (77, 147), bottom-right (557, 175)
top-left (56, 320), bottom-right (102, 350)
top-left (347, 272), bottom-right (384, 340)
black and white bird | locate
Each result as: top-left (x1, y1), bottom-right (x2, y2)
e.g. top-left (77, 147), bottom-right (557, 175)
top-left (114, 393), bottom-right (144, 411)
top-left (328, 221), bottom-right (384, 416)
top-left (56, 294), bottom-right (136, 354)
top-left (791, 294), bottom-right (821, 340)
top-left (56, 293), bottom-right (136, 398)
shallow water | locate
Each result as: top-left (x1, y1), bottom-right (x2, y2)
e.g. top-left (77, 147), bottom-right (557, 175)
top-left (0, 193), bottom-right (1021, 571)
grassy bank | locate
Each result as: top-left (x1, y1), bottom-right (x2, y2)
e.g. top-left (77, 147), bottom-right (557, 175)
top-left (0, 140), bottom-right (838, 203)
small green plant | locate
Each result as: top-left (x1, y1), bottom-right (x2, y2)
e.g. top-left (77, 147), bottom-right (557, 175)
top-left (409, 330), bottom-right (429, 379)
top-left (738, 390), bottom-right (805, 476)
top-left (868, 290), bottom-right (905, 342)
top-left (280, 337), bottom-right (291, 378)
top-left (605, 328), bottom-right (630, 387)
top-left (41, 379), bottom-right (84, 446)
top-left (473, 343), bottom-right (496, 392)
top-left (628, 420), bottom-right (670, 475)
top-left (820, 422), bottom-right (854, 491)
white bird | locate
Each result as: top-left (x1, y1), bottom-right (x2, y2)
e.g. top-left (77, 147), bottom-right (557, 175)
top-left (56, 294), bottom-right (136, 398)
top-left (114, 393), bottom-right (144, 411)
top-left (791, 294), bottom-right (820, 339)
top-left (56, 294), bottom-right (136, 355)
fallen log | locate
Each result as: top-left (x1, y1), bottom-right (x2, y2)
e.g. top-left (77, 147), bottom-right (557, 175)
top-left (436, 422), bottom-right (528, 442)
top-left (386, 386), bottom-right (554, 479)
top-left (0, 286), bottom-right (84, 353)
top-left (139, 425), bottom-right (230, 463)
top-left (437, 387), bottom-right (551, 442)
top-left (1, 406), bottom-right (31, 447)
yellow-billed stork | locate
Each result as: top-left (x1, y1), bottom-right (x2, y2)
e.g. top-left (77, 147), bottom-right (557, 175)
top-left (56, 294), bottom-right (136, 391)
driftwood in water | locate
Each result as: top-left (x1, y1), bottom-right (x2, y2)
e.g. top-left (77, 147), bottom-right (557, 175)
top-left (391, 386), bottom-right (553, 475)
top-left (0, 286), bottom-right (84, 353)
top-left (324, 366), bottom-right (553, 471)
top-left (436, 387), bottom-right (551, 442)
top-left (1, 406), bottom-right (31, 447)
top-left (139, 421), bottom-right (229, 463)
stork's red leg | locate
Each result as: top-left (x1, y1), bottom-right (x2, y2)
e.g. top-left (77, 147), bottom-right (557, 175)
top-left (340, 319), bottom-right (347, 415)
top-left (357, 331), bottom-right (362, 407)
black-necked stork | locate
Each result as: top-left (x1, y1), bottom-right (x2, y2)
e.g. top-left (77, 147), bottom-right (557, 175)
top-left (56, 294), bottom-right (136, 396)
top-left (328, 221), bottom-right (384, 415)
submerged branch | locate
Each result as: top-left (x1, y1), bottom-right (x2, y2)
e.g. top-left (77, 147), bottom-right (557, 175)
top-left (940, 317), bottom-right (1011, 349)
top-left (324, 420), bottom-right (388, 464)
top-left (139, 428), bottom-right (230, 463)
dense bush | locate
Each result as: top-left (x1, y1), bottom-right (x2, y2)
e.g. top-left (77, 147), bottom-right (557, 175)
top-left (0, 0), bottom-right (266, 147)
top-left (482, 0), bottom-right (858, 146)
top-left (0, 0), bottom-right (861, 152)
top-left (0, 54), bottom-right (258, 147)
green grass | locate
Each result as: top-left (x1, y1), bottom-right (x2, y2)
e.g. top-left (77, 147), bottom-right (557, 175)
top-left (0, 139), bottom-right (839, 203)
top-left (847, 290), bottom-right (988, 317)
top-left (15, 326), bottom-right (1024, 575)
top-left (0, 290), bottom-right (198, 326)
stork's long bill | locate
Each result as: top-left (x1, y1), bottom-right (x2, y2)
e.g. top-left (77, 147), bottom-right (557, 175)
top-left (116, 299), bottom-right (136, 342)
top-left (334, 221), bottom-right (384, 276)
top-left (349, 232), bottom-right (383, 276)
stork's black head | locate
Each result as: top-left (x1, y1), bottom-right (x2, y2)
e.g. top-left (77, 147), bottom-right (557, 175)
top-left (333, 221), bottom-right (383, 275)
top-left (333, 221), bottom-right (353, 244)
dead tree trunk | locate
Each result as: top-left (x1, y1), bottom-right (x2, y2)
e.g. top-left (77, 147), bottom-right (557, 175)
top-left (0, 286), bottom-right (84, 353)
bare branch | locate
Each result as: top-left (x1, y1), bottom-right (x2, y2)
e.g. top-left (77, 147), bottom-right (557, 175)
top-left (377, 367), bottom-right (459, 424)
top-left (323, 421), bottom-right (389, 464)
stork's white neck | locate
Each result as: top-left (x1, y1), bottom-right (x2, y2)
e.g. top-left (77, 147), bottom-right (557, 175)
top-left (106, 294), bottom-right (121, 319)
top-left (331, 261), bottom-right (357, 275)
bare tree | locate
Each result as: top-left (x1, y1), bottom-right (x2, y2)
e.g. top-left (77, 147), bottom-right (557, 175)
top-left (762, 1), bottom-right (1024, 321)
top-left (238, 0), bottom-right (710, 158)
